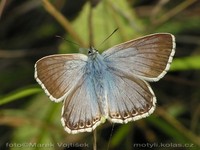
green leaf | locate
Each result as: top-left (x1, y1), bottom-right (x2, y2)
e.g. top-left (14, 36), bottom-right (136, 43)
top-left (170, 56), bottom-right (200, 71)
top-left (0, 86), bottom-right (42, 106)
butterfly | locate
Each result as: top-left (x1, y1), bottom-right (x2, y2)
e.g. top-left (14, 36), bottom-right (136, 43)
top-left (34, 33), bottom-right (175, 134)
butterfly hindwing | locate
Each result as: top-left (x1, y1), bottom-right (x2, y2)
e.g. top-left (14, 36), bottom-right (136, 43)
top-left (61, 71), bottom-right (104, 134)
top-left (103, 69), bottom-right (156, 123)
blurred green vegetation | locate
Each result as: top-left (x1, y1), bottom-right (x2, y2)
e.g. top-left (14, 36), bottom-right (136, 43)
top-left (0, 0), bottom-right (200, 150)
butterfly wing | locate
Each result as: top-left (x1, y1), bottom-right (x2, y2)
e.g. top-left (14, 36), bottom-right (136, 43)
top-left (34, 54), bottom-right (87, 102)
top-left (104, 70), bottom-right (156, 123)
top-left (102, 33), bottom-right (175, 81)
top-left (35, 54), bottom-right (104, 133)
top-left (61, 74), bottom-right (104, 134)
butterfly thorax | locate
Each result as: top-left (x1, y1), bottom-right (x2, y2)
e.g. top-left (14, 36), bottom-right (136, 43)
top-left (87, 47), bottom-right (107, 77)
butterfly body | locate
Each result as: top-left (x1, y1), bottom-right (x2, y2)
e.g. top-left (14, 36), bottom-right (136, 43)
top-left (85, 48), bottom-right (109, 117)
top-left (35, 33), bottom-right (175, 134)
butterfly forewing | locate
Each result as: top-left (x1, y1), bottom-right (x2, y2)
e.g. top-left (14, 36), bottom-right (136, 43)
top-left (102, 33), bottom-right (175, 81)
top-left (35, 54), bottom-right (87, 102)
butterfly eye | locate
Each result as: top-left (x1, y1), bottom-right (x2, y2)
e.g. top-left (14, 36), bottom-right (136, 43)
top-left (88, 50), bottom-right (92, 55)
top-left (88, 47), bottom-right (98, 56)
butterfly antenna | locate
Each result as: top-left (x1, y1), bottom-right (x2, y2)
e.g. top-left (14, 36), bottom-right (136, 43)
top-left (97, 28), bottom-right (118, 47)
top-left (55, 35), bottom-right (80, 47)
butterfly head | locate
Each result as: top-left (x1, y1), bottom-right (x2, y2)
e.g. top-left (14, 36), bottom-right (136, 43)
top-left (88, 47), bottom-right (98, 59)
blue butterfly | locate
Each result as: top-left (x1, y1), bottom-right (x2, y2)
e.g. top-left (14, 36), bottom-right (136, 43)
top-left (35, 33), bottom-right (175, 134)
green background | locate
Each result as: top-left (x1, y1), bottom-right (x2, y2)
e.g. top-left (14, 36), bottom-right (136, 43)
top-left (0, 0), bottom-right (200, 150)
